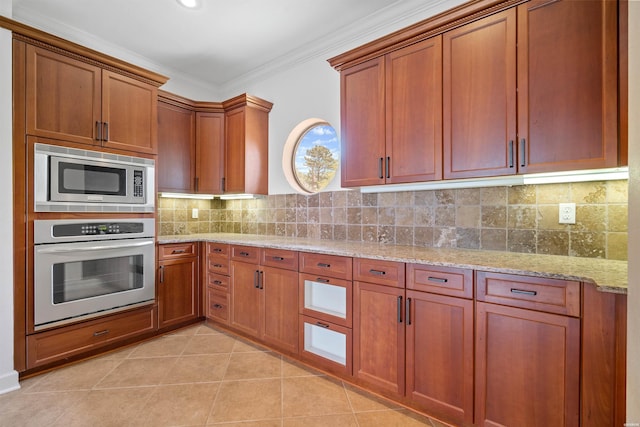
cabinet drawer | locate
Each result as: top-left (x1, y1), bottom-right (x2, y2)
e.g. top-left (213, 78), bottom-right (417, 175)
top-left (261, 248), bottom-right (298, 271)
top-left (476, 271), bottom-right (580, 317)
top-left (158, 242), bottom-right (197, 260)
top-left (299, 252), bottom-right (352, 280)
top-left (299, 273), bottom-right (352, 328)
top-left (207, 257), bottom-right (230, 275)
top-left (230, 245), bottom-right (261, 263)
top-left (354, 258), bottom-right (405, 288)
top-left (407, 264), bottom-right (473, 299)
top-left (207, 272), bottom-right (230, 291)
top-left (299, 314), bottom-right (352, 377)
top-left (207, 242), bottom-right (230, 258)
top-left (26, 305), bottom-right (156, 368)
top-left (206, 288), bottom-right (229, 324)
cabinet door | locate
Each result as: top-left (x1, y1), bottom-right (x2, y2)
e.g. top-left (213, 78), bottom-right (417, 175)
top-left (157, 101), bottom-right (195, 192)
top-left (340, 57), bottom-right (386, 187)
top-left (195, 112), bottom-right (224, 194)
top-left (25, 44), bottom-right (102, 145)
top-left (475, 302), bottom-right (580, 427)
top-left (261, 266), bottom-right (299, 354)
top-left (102, 70), bottom-right (158, 154)
top-left (353, 281), bottom-right (404, 396)
top-left (224, 104), bottom-right (269, 195)
top-left (230, 260), bottom-right (261, 337)
top-left (224, 107), bottom-right (246, 193)
top-left (406, 291), bottom-right (473, 426)
top-left (517, 0), bottom-right (618, 173)
top-left (158, 257), bottom-right (199, 329)
top-left (443, 9), bottom-right (516, 179)
top-left (386, 36), bottom-right (442, 184)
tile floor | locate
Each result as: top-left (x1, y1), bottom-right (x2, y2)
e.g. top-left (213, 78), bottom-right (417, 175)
top-left (0, 323), bottom-right (452, 427)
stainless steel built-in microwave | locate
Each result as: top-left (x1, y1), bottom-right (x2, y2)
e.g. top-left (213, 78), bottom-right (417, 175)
top-left (34, 143), bottom-right (155, 212)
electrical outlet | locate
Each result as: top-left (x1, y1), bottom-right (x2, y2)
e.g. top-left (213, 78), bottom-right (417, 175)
top-left (192, 208), bottom-right (198, 219)
top-left (558, 203), bottom-right (576, 224)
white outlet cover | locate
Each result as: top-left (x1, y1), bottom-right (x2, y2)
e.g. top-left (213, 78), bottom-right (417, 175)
top-left (559, 203), bottom-right (576, 224)
top-left (192, 208), bottom-right (199, 219)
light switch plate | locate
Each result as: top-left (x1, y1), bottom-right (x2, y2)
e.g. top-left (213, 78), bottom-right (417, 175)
top-left (559, 203), bottom-right (576, 224)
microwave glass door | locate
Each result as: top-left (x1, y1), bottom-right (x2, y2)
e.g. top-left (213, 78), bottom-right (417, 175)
top-left (57, 160), bottom-right (126, 196)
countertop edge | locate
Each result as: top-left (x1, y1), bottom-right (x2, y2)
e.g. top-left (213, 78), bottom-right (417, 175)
top-left (157, 233), bottom-right (628, 294)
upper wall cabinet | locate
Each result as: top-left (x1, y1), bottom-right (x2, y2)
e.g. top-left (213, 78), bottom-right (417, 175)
top-left (157, 93), bottom-right (225, 194)
top-left (157, 99), bottom-right (196, 192)
top-left (24, 43), bottom-right (160, 155)
top-left (158, 92), bottom-right (271, 195)
top-left (443, 10), bottom-right (516, 179)
top-left (223, 94), bottom-right (273, 195)
top-left (516, 0), bottom-right (618, 174)
top-left (340, 37), bottom-right (442, 188)
top-left (330, 0), bottom-right (623, 186)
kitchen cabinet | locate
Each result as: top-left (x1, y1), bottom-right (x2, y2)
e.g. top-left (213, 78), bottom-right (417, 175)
top-left (195, 112), bottom-right (225, 194)
top-left (298, 252), bottom-right (354, 376)
top-left (405, 265), bottom-right (474, 426)
top-left (333, 0), bottom-right (622, 184)
top-left (157, 100), bottom-right (195, 192)
top-left (230, 245), bottom-right (299, 354)
top-left (475, 271), bottom-right (580, 427)
top-left (352, 258), bottom-right (405, 396)
top-left (25, 43), bottom-right (158, 154)
top-left (443, 9), bottom-right (516, 179)
top-left (516, 0), bottom-right (618, 173)
top-left (157, 93), bottom-right (225, 194)
top-left (443, 0), bottom-right (618, 179)
top-left (223, 94), bottom-right (273, 195)
top-left (205, 242), bottom-right (231, 325)
top-left (157, 243), bottom-right (200, 330)
top-left (340, 36), bottom-right (442, 187)
top-left (26, 305), bottom-right (156, 369)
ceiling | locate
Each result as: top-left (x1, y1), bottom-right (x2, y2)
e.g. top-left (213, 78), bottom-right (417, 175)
top-left (10, 0), bottom-right (458, 94)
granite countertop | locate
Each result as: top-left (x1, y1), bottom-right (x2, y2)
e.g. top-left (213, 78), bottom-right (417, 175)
top-left (158, 233), bottom-right (628, 294)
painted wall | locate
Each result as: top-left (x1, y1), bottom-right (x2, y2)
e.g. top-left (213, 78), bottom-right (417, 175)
top-left (0, 0), bottom-right (19, 394)
top-left (627, 1), bottom-right (639, 421)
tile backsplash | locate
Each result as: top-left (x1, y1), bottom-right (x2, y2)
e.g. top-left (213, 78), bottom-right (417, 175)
top-left (158, 180), bottom-right (628, 260)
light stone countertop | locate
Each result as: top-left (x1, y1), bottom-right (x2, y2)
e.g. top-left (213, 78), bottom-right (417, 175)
top-left (158, 233), bottom-right (628, 294)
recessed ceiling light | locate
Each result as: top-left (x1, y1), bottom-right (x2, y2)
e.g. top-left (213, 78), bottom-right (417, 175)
top-left (176, 0), bottom-right (200, 9)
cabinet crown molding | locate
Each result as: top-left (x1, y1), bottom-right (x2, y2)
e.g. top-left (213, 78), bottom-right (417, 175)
top-left (327, 0), bottom-right (527, 71)
top-left (1, 15), bottom-right (168, 86)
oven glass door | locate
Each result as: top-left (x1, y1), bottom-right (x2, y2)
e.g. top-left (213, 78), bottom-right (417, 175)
top-left (34, 238), bottom-right (155, 329)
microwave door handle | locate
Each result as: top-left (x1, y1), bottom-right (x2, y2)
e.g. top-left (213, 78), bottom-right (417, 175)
top-left (37, 240), bottom-right (154, 254)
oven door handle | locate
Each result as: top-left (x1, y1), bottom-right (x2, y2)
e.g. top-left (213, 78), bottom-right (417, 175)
top-left (36, 240), bottom-right (154, 254)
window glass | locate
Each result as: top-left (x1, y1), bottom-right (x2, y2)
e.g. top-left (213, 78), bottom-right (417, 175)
top-left (283, 119), bottom-right (339, 194)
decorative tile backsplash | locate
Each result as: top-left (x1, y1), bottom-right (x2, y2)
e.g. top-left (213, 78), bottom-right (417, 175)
top-left (158, 180), bottom-right (628, 260)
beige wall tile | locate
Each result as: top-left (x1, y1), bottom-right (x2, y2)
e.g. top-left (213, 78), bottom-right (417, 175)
top-left (159, 180), bottom-right (628, 260)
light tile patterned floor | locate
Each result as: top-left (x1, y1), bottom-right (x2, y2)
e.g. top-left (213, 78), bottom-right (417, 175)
top-left (0, 323), bottom-right (452, 427)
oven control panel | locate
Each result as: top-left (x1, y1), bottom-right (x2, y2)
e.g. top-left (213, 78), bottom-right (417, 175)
top-left (34, 218), bottom-right (155, 244)
top-left (53, 222), bottom-right (145, 237)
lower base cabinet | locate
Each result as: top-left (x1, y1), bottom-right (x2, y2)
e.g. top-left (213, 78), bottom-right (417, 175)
top-left (230, 246), bottom-right (299, 354)
top-left (353, 281), bottom-right (405, 396)
top-left (406, 290), bottom-right (474, 426)
top-left (475, 302), bottom-right (580, 427)
top-left (157, 243), bottom-right (200, 329)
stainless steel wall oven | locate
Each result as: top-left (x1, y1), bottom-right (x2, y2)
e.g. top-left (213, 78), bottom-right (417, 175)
top-left (33, 218), bottom-right (155, 331)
